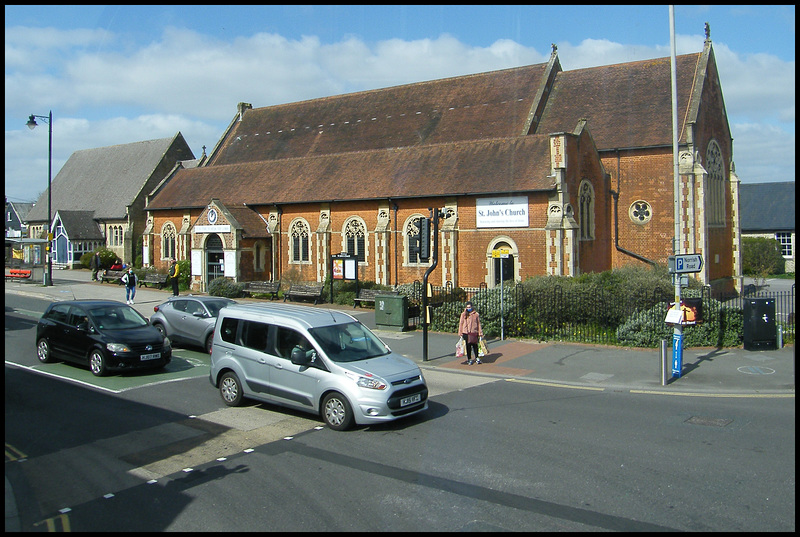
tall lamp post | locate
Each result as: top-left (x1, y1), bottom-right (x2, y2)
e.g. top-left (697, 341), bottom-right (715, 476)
top-left (26, 111), bottom-right (53, 286)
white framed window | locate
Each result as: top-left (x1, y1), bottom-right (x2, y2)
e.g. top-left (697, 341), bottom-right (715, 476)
top-left (161, 222), bottom-right (176, 260)
top-left (343, 217), bottom-right (367, 263)
top-left (290, 219), bottom-right (311, 263)
top-left (404, 214), bottom-right (427, 265)
top-left (775, 232), bottom-right (793, 258)
top-left (629, 200), bottom-right (652, 224)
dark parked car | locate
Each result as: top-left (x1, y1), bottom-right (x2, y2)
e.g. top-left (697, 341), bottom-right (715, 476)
top-left (36, 300), bottom-right (171, 376)
top-left (150, 296), bottom-right (236, 353)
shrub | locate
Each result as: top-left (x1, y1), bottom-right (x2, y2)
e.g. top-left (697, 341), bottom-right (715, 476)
top-left (208, 277), bottom-right (246, 298)
top-left (742, 237), bottom-right (785, 276)
top-left (177, 259), bottom-right (191, 290)
top-left (423, 265), bottom-right (753, 348)
top-left (616, 298), bottom-right (744, 348)
top-left (80, 248), bottom-right (117, 269)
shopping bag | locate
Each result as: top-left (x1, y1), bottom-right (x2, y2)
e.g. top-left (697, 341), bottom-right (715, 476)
top-left (478, 338), bottom-right (488, 358)
top-left (455, 338), bottom-right (465, 358)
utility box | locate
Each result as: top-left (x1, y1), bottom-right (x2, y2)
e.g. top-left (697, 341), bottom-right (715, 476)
top-left (375, 294), bottom-right (409, 331)
top-left (743, 298), bottom-right (777, 350)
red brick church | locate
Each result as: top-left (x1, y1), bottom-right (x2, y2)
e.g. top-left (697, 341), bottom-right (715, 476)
top-left (144, 33), bottom-right (738, 294)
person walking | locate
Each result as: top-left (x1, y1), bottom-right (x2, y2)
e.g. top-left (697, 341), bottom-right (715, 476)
top-left (458, 300), bottom-right (484, 365)
top-left (89, 252), bottom-right (101, 281)
top-left (121, 267), bottom-right (137, 304)
top-left (169, 258), bottom-right (180, 296)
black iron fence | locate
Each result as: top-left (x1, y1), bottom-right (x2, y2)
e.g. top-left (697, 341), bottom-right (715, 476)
top-left (405, 281), bottom-right (795, 348)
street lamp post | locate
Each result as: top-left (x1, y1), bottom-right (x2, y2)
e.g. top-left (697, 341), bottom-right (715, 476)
top-left (26, 111), bottom-right (53, 287)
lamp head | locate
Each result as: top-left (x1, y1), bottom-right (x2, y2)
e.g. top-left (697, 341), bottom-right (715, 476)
top-left (26, 115), bottom-right (38, 130)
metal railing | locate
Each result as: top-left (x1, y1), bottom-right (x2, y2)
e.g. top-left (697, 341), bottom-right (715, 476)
top-left (407, 281), bottom-right (795, 347)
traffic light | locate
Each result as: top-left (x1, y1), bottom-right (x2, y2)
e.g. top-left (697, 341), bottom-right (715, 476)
top-left (419, 217), bottom-right (431, 261)
top-left (409, 229), bottom-right (420, 258)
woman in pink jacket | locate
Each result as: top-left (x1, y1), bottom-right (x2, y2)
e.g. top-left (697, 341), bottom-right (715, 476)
top-left (458, 301), bottom-right (484, 365)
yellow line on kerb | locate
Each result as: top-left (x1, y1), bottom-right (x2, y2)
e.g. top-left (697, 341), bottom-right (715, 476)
top-left (505, 378), bottom-right (605, 391)
top-left (630, 390), bottom-right (794, 398)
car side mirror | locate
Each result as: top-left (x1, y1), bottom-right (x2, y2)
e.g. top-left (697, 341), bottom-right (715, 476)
top-left (290, 346), bottom-right (311, 365)
top-left (76, 322), bottom-right (90, 332)
top-left (192, 311), bottom-right (206, 318)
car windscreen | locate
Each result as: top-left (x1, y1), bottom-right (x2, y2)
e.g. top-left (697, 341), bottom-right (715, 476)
top-left (309, 322), bottom-right (389, 363)
top-left (88, 305), bottom-right (149, 330)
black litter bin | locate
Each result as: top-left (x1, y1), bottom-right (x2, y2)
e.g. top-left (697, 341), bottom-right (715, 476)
top-left (743, 298), bottom-right (777, 350)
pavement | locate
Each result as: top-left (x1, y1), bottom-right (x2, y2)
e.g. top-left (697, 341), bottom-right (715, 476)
top-left (5, 267), bottom-right (795, 396)
top-left (4, 269), bottom-right (795, 531)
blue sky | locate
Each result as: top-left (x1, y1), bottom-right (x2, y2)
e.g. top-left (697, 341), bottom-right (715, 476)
top-left (5, 5), bottom-right (795, 203)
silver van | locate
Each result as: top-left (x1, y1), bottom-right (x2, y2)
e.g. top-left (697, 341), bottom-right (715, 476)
top-left (209, 303), bottom-right (428, 430)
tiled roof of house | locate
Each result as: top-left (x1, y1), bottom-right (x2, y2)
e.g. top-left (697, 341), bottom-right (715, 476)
top-left (739, 182), bottom-right (795, 232)
top-left (206, 64), bottom-right (548, 167)
top-left (147, 135), bottom-right (553, 210)
top-left (54, 210), bottom-right (104, 240)
top-left (27, 134), bottom-right (190, 223)
top-left (535, 53), bottom-right (702, 149)
top-left (8, 202), bottom-right (34, 221)
top-left (224, 205), bottom-right (270, 238)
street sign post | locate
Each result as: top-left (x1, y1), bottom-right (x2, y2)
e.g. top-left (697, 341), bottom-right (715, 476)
top-left (668, 254), bottom-right (703, 274)
top-left (491, 248), bottom-right (510, 340)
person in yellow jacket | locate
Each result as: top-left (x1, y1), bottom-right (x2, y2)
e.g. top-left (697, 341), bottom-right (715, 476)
top-left (458, 301), bottom-right (484, 365)
top-left (169, 258), bottom-right (180, 296)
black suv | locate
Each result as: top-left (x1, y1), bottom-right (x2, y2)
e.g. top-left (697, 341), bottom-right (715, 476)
top-left (36, 300), bottom-right (171, 376)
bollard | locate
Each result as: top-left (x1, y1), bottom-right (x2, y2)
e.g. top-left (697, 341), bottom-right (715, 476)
top-left (661, 339), bottom-right (669, 386)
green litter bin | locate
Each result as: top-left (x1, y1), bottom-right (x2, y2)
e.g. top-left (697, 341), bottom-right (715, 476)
top-left (374, 294), bottom-right (409, 331)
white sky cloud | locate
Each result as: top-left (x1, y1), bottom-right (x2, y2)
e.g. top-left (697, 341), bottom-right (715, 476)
top-left (4, 15), bottom-right (795, 203)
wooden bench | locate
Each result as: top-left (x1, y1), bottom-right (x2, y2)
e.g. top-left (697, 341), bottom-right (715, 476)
top-left (5, 268), bottom-right (32, 280)
top-left (353, 288), bottom-right (398, 308)
top-left (243, 280), bottom-right (281, 300)
top-left (283, 282), bottom-right (325, 304)
top-left (100, 269), bottom-right (126, 284)
top-left (139, 273), bottom-right (169, 289)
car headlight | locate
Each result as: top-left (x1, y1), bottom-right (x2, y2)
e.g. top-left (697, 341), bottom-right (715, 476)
top-left (345, 371), bottom-right (387, 390)
top-left (162, 336), bottom-right (171, 349)
top-left (106, 342), bottom-right (131, 353)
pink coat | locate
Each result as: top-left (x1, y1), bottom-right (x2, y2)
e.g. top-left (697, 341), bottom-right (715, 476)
top-left (458, 310), bottom-right (483, 343)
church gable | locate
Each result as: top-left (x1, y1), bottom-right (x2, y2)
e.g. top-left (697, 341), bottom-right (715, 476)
top-left (534, 53), bottom-right (701, 150)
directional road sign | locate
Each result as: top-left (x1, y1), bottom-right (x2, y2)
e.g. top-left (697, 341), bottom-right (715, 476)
top-left (492, 248), bottom-right (511, 258)
top-left (669, 254), bottom-right (703, 274)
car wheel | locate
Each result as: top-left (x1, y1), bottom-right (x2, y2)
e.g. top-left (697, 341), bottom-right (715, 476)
top-left (219, 371), bottom-right (243, 406)
top-left (205, 333), bottom-right (214, 354)
top-left (37, 338), bottom-right (55, 363)
top-left (321, 392), bottom-right (354, 431)
top-left (89, 349), bottom-right (108, 377)
top-left (153, 323), bottom-right (167, 338)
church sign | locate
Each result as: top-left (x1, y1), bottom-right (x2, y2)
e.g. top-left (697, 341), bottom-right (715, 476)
top-left (476, 196), bottom-right (529, 228)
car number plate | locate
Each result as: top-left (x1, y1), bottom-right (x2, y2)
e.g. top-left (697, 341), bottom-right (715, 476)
top-left (140, 352), bottom-right (161, 361)
top-left (400, 393), bottom-right (421, 407)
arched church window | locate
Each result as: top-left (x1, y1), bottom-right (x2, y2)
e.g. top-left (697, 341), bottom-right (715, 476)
top-left (290, 219), bottom-right (310, 263)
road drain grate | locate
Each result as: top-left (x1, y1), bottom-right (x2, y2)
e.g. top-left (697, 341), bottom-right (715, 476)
top-left (685, 416), bottom-right (732, 427)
